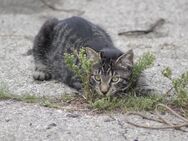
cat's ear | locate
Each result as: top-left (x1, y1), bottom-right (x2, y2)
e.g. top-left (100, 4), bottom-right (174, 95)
top-left (85, 47), bottom-right (101, 62)
top-left (115, 49), bottom-right (134, 67)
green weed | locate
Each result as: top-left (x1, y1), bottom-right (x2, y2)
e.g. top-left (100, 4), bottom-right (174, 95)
top-left (64, 48), bottom-right (92, 100)
top-left (162, 67), bottom-right (188, 108)
top-left (132, 52), bottom-right (155, 83)
top-left (92, 95), bottom-right (164, 111)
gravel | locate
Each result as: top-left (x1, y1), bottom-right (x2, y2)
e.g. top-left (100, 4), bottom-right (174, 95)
top-left (0, 0), bottom-right (188, 140)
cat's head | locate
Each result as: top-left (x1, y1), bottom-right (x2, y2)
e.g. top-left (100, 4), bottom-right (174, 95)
top-left (86, 48), bottom-right (134, 96)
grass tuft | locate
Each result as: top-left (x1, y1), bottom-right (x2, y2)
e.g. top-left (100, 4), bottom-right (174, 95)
top-left (64, 48), bottom-right (92, 100)
top-left (41, 98), bottom-right (60, 109)
top-left (92, 95), bottom-right (164, 111)
top-left (162, 68), bottom-right (188, 109)
top-left (0, 89), bottom-right (12, 100)
top-left (20, 94), bottom-right (39, 103)
top-left (132, 52), bottom-right (155, 82)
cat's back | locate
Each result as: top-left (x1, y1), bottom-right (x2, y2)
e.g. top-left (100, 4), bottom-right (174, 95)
top-left (55, 16), bottom-right (94, 39)
top-left (52, 16), bottom-right (113, 50)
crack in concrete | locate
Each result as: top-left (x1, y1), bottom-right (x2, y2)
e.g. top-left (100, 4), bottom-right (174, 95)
top-left (109, 115), bottom-right (128, 140)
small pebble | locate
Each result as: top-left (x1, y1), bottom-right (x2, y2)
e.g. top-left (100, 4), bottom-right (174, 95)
top-left (66, 113), bottom-right (80, 118)
top-left (46, 123), bottom-right (57, 129)
top-left (5, 119), bottom-right (11, 122)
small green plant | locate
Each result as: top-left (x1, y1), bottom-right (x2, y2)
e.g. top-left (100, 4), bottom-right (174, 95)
top-left (128, 52), bottom-right (156, 94)
top-left (162, 67), bottom-right (188, 108)
top-left (0, 82), bottom-right (12, 100)
top-left (0, 83), bottom-right (64, 108)
top-left (41, 98), bottom-right (60, 108)
top-left (0, 89), bottom-right (40, 103)
top-left (0, 89), bottom-right (12, 100)
top-left (64, 48), bottom-right (93, 100)
top-left (131, 52), bottom-right (155, 84)
top-left (20, 94), bottom-right (39, 103)
top-left (162, 67), bottom-right (172, 79)
top-left (0, 85), bottom-right (22, 101)
top-left (60, 94), bottom-right (75, 102)
top-left (0, 89), bottom-right (63, 109)
top-left (92, 95), bottom-right (164, 111)
top-left (172, 72), bottom-right (188, 93)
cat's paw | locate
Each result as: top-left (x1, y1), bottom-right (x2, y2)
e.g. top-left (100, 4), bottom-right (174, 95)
top-left (33, 70), bottom-right (52, 81)
top-left (135, 86), bottom-right (160, 96)
top-left (71, 82), bottom-right (82, 90)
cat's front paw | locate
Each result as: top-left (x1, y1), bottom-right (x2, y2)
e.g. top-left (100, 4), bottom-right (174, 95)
top-left (33, 70), bottom-right (52, 81)
top-left (71, 81), bottom-right (82, 91)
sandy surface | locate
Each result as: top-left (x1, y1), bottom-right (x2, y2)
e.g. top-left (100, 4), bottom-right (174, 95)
top-left (0, 0), bottom-right (188, 140)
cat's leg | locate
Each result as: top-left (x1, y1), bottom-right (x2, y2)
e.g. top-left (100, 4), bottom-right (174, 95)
top-left (135, 73), bottom-right (160, 95)
top-left (33, 62), bottom-right (52, 80)
top-left (70, 78), bottom-right (82, 91)
top-left (33, 18), bottom-right (59, 81)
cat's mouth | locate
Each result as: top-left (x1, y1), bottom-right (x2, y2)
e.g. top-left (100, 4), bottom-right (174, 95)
top-left (94, 87), bottom-right (119, 97)
top-left (93, 83), bottom-right (132, 97)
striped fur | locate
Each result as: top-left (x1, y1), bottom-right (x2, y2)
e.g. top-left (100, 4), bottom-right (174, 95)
top-left (33, 16), bottom-right (133, 95)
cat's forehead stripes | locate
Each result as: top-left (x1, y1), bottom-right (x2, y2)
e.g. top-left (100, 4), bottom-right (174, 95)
top-left (97, 60), bottom-right (114, 76)
top-left (100, 48), bottom-right (123, 60)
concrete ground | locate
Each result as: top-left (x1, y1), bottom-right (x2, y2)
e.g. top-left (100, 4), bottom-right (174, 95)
top-left (0, 0), bottom-right (188, 140)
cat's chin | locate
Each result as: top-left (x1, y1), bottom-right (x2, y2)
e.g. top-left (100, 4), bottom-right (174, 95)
top-left (95, 89), bottom-right (116, 97)
top-left (90, 86), bottom-right (131, 97)
top-left (106, 91), bottom-right (118, 97)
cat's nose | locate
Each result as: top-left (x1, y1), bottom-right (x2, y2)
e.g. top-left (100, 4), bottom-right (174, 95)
top-left (101, 90), bottom-right (108, 95)
top-left (100, 85), bottom-right (109, 95)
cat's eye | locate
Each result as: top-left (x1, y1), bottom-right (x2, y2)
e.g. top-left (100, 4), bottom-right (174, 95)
top-left (94, 75), bottom-right (101, 81)
top-left (111, 76), bottom-right (119, 82)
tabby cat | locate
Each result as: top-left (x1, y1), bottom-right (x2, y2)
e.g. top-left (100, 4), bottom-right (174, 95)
top-left (33, 16), bottom-right (133, 96)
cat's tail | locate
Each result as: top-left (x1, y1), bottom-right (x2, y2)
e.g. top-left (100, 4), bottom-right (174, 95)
top-left (32, 18), bottom-right (59, 59)
top-left (24, 18), bottom-right (59, 56)
top-left (36, 18), bottom-right (59, 41)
